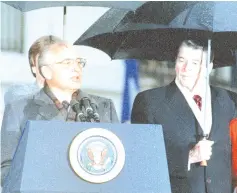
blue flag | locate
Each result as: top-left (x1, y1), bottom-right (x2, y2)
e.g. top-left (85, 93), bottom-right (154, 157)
top-left (121, 59), bottom-right (140, 123)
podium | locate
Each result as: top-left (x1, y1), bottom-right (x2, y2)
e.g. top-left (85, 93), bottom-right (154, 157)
top-left (3, 121), bottom-right (171, 193)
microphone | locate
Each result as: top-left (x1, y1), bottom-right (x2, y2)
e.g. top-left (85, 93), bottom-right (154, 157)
top-left (90, 99), bottom-right (100, 122)
top-left (81, 97), bottom-right (94, 117)
top-left (76, 90), bottom-right (100, 122)
top-left (70, 99), bottom-right (86, 122)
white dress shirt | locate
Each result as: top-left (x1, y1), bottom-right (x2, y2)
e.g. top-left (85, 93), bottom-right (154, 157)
top-left (175, 78), bottom-right (212, 136)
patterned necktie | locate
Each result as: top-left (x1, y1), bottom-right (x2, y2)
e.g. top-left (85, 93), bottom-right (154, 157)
top-left (44, 85), bottom-right (79, 121)
top-left (193, 95), bottom-right (202, 110)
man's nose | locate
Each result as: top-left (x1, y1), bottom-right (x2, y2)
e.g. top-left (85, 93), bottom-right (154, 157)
top-left (71, 62), bottom-right (82, 72)
top-left (182, 61), bottom-right (192, 71)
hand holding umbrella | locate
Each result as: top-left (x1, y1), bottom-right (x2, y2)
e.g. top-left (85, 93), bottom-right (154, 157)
top-left (189, 139), bottom-right (214, 167)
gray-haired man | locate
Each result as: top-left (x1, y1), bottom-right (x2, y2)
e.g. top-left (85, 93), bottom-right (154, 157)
top-left (1, 41), bottom-right (119, 186)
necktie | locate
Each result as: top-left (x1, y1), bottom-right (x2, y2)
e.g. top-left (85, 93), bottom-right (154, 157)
top-left (44, 84), bottom-right (79, 121)
top-left (193, 95), bottom-right (202, 110)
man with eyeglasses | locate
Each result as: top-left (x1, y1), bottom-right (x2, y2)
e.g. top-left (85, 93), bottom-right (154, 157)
top-left (1, 41), bottom-right (119, 186)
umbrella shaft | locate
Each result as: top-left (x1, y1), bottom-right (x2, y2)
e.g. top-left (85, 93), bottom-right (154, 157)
top-left (203, 39), bottom-right (211, 135)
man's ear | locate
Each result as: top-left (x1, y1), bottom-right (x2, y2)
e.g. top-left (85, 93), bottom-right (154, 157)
top-left (41, 66), bottom-right (52, 80)
top-left (34, 54), bottom-right (40, 68)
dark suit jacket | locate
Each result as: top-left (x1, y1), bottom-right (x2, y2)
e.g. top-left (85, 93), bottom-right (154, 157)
top-left (131, 81), bottom-right (236, 193)
top-left (1, 89), bottom-right (119, 186)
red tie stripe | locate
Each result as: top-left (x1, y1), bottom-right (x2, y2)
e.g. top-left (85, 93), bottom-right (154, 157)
top-left (193, 95), bottom-right (202, 110)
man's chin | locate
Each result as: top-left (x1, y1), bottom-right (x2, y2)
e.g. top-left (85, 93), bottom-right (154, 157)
top-left (70, 86), bottom-right (81, 91)
top-left (61, 83), bottom-right (81, 91)
top-left (180, 82), bottom-right (194, 91)
top-left (181, 76), bottom-right (193, 81)
top-left (70, 84), bottom-right (81, 90)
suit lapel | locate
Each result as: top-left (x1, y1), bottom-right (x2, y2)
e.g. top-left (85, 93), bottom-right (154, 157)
top-left (164, 81), bottom-right (195, 129)
top-left (33, 89), bottom-right (67, 121)
top-left (163, 83), bottom-right (224, 141)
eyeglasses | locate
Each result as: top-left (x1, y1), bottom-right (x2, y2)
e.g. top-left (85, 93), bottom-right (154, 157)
top-left (56, 58), bottom-right (86, 68)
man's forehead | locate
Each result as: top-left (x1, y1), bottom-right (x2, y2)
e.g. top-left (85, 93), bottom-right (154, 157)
top-left (48, 44), bottom-right (78, 61)
top-left (178, 45), bottom-right (204, 61)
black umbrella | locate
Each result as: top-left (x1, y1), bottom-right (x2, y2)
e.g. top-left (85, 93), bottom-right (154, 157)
top-left (74, 1), bottom-right (237, 68)
top-left (3, 1), bottom-right (146, 12)
top-left (170, 1), bottom-right (237, 67)
top-left (74, 1), bottom-right (198, 42)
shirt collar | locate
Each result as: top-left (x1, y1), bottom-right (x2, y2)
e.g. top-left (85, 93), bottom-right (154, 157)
top-left (175, 77), bottom-right (209, 98)
top-left (43, 84), bottom-right (79, 110)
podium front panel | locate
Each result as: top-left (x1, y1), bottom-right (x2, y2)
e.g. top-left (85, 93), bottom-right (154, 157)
top-left (3, 121), bottom-right (171, 193)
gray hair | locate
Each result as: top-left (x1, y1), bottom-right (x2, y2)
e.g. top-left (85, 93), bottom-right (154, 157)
top-left (28, 35), bottom-right (64, 77)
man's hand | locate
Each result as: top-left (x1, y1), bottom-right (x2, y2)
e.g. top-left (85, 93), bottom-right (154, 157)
top-left (233, 178), bottom-right (237, 193)
top-left (189, 140), bottom-right (214, 165)
top-left (234, 187), bottom-right (237, 193)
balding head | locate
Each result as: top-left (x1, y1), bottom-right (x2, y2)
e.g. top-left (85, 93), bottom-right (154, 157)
top-left (38, 42), bottom-right (77, 68)
top-left (28, 35), bottom-right (64, 77)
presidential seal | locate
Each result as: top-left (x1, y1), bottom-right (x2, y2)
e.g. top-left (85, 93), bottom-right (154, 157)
top-left (69, 128), bottom-right (125, 183)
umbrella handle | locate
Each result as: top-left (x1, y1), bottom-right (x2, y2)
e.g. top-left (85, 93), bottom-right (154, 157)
top-left (200, 160), bottom-right (207, 166)
top-left (200, 136), bottom-right (208, 167)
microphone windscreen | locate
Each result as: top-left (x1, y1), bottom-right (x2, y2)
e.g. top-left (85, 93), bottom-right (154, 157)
top-left (70, 99), bottom-right (81, 113)
top-left (81, 98), bottom-right (93, 115)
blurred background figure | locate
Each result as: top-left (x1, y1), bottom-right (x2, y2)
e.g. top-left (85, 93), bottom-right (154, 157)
top-left (229, 119), bottom-right (237, 192)
top-left (121, 59), bottom-right (140, 123)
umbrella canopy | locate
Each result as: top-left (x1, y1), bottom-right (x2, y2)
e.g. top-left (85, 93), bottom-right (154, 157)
top-left (170, 1), bottom-right (237, 32)
top-left (74, 1), bottom-right (237, 68)
top-left (170, 1), bottom-right (237, 67)
top-left (75, 1), bottom-right (197, 40)
top-left (3, 1), bottom-right (147, 12)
